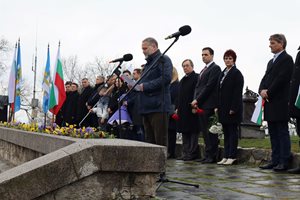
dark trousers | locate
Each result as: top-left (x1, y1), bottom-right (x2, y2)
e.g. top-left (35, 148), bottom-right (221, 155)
top-left (168, 128), bottom-right (177, 157)
top-left (296, 118), bottom-right (300, 138)
top-left (182, 131), bottom-right (199, 159)
top-left (268, 121), bottom-right (291, 165)
top-left (222, 124), bottom-right (239, 159)
top-left (296, 118), bottom-right (300, 148)
top-left (200, 109), bottom-right (219, 160)
top-left (143, 112), bottom-right (168, 147)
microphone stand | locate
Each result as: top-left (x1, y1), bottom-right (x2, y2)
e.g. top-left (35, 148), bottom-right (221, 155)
top-left (119, 36), bottom-right (179, 103)
top-left (78, 62), bottom-right (123, 129)
top-left (119, 36), bottom-right (199, 190)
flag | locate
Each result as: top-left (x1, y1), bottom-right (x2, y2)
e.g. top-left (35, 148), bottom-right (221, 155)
top-left (8, 43), bottom-right (17, 109)
top-left (295, 85), bottom-right (300, 109)
top-left (251, 96), bottom-right (264, 125)
top-left (42, 44), bottom-right (51, 113)
top-left (14, 39), bottom-right (22, 112)
top-left (49, 42), bottom-right (66, 115)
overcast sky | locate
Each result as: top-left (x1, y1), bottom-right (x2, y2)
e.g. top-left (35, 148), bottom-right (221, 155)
top-left (1, 0), bottom-right (299, 122)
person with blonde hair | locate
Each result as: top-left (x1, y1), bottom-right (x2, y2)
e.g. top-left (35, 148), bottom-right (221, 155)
top-left (168, 67), bottom-right (180, 158)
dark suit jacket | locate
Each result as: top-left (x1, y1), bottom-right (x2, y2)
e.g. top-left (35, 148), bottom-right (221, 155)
top-left (289, 51), bottom-right (300, 118)
top-left (259, 50), bottom-right (294, 121)
top-left (217, 66), bottom-right (244, 124)
top-left (194, 62), bottom-right (221, 110)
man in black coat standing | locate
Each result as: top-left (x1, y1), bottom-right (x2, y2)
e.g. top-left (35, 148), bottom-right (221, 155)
top-left (191, 47), bottom-right (221, 163)
top-left (177, 59), bottom-right (200, 161)
top-left (259, 34), bottom-right (294, 171)
top-left (76, 78), bottom-right (94, 127)
top-left (288, 46), bottom-right (300, 174)
top-left (63, 82), bottom-right (79, 125)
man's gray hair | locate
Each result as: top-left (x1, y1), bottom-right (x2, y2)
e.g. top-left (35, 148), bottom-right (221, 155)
top-left (143, 37), bottom-right (158, 48)
top-left (269, 34), bottom-right (287, 49)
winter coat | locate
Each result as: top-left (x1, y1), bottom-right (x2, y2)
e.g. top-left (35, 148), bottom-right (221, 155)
top-left (289, 50), bottom-right (300, 118)
top-left (259, 51), bottom-right (294, 121)
top-left (177, 71), bottom-right (200, 133)
top-left (139, 50), bottom-right (172, 114)
top-left (217, 66), bottom-right (244, 124)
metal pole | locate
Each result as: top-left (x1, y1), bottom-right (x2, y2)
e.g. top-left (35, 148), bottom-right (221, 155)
top-left (31, 27), bottom-right (38, 123)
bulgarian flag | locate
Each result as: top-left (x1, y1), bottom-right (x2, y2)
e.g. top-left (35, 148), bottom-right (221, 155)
top-left (295, 85), bottom-right (300, 109)
top-left (49, 42), bottom-right (66, 115)
top-left (8, 43), bottom-right (17, 111)
top-left (251, 96), bottom-right (264, 125)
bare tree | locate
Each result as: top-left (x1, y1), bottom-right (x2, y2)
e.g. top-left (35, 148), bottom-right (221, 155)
top-left (0, 38), bottom-right (11, 75)
top-left (84, 56), bottom-right (119, 85)
top-left (61, 55), bottom-right (82, 83)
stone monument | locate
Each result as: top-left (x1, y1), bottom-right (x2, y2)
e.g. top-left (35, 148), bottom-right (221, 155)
top-left (240, 87), bottom-right (265, 139)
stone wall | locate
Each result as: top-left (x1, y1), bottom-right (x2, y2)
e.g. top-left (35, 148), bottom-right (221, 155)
top-left (0, 127), bottom-right (166, 200)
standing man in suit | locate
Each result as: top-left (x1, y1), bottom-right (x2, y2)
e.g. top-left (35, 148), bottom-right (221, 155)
top-left (191, 47), bottom-right (221, 163)
top-left (259, 34), bottom-right (294, 171)
top-left (288, 46), bottom-right (300, 174)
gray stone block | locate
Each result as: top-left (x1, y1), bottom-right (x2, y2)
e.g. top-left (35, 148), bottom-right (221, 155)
top-left (237, 148), bottom-right (253, 163)
top-left (0, 149), bottom-right (78, 200)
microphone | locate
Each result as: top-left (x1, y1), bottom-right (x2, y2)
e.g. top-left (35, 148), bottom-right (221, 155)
top-left (109, 54), bottom-right (133, 63)
top-left (165, 25), bottom-right (192, 40)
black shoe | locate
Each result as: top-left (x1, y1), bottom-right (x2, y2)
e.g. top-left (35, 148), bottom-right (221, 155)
top-left (167, 154), bottom-right (176, 159)
top-left (287, 167), bottom-right (300, 174)
top-left (259, 163), bottom-right (277, 170)
top-left (201, 158), bottom-right (216, 164)
top-left (183, 156), bottom-right (197, 161)
top-left (195, 158), bottom-right (206, 162)
top-left (273, 164), bottom-right (288, 172)
top-left (177, 156), bottom-right (186, 160)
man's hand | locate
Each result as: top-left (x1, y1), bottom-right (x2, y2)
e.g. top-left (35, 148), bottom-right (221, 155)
top-left (139, 83), bottom-right (144, 91)
top-left (260, 89), bottom-right (269, 100)
top-left (191, 100), bottom-right (198, 108)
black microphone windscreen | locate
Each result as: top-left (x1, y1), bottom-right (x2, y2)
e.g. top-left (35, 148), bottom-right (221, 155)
top-left (179, 25), bottom-right (192, 36)
top-left (123, 54), bottom-right (133, 61)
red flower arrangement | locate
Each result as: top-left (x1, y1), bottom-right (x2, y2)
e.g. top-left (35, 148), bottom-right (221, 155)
top-left (171, 113), bottom-right (180, 121)
top-left (192, 107), bottom-right (205, 115)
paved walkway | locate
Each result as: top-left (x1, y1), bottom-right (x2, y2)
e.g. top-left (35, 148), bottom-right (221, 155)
top-left (156, 159), bottom-right (300, 200)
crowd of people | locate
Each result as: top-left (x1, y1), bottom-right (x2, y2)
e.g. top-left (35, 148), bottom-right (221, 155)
top-left (55, 34), bottom-right (300, 173)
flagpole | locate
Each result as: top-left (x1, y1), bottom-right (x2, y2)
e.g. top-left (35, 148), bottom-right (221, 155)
top-left (44, 113), bottom-right (47, 129)
top-left (31, 27), bottom-right (38, 123)
top-left (12, 39), bottom-right (20, 122)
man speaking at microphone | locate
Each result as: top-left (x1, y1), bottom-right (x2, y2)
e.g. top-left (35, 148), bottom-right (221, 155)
top-left (138, 37), bottom-right (173, 147)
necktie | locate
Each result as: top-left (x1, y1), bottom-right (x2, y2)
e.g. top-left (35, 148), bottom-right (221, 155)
top-left (199, 66), bottom-right (207, 79)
